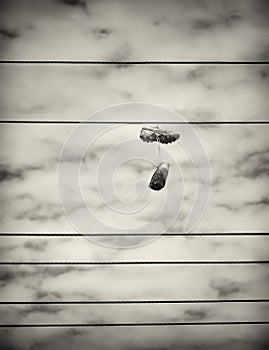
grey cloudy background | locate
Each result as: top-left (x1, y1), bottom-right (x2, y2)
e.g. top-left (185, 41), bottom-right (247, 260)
top-left (0, 0), bottom-right (269, 349)
top-left (0, 0), bottom-right (268, 60)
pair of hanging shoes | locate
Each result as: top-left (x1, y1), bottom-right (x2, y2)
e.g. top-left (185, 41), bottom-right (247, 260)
top-left (140, 126), bottom-right (180, 191)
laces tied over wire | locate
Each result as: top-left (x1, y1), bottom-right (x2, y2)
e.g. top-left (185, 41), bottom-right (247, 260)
top-left (156, 124), bottom-right (161, 165)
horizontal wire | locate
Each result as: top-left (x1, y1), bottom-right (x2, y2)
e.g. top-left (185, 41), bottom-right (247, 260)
top-left (0, 321), bottom-right (268, 328)
top-left (0, 120), bottom-right (268, 125)
top-left (0, 61), bottom-right (268, 65)
top-left (0, 232), bottom-right (267, 237)
top-left (0, 261), bottom-right (268, 265)
top-left (0, 299), bottom-right (268, 305)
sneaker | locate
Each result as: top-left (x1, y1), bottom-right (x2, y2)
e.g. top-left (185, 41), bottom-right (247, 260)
top-left (149, 161), bottom-right (170, 191)
top-left (140, 127), bottom-right (180, 144)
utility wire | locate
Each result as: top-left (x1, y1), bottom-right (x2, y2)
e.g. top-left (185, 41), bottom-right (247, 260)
top-left (0, 60), bottom-right (268, 64)
top-left (0, 232), bottom-right (267, 236)
top-left (0, 299), bottom-right (268, 305)
top-left (0, 321), bottom-right (268, 328)
top-left (0, 120), bottom-right (268, 124)
top-left (0, 260), bottom-right (268, 265)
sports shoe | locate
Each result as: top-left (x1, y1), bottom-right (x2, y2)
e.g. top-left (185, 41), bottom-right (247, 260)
top-left (149, 161), bottom-right (170, 191)
top-left (140, 127), bottom-right (180, 144)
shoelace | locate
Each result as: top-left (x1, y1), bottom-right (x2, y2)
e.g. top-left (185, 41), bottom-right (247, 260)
top-left (156, 124), bottom-right (161, 165)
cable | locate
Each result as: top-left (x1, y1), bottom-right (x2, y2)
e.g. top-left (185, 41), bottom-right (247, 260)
top-left (0, 232), bottom-right (268, 237)
top-left (0, 321), bottom-right (268, 328)
top-left (0, 299), bottom-right (268, 305)
top-left (0, 120), bottom-right (268, 124)
top-left (0, 260), bottom-right (268, 265)
top-left (0, 61), bottom-right (268, 64)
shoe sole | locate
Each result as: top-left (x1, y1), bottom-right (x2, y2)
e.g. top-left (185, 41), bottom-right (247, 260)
top-left (140, 135), bottom-right (179, 144)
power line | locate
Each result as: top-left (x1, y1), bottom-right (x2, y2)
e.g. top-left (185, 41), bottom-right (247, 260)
top-left (0, 61), bottom-right (268, 65)
top-left (0, 260), bottom-right (268, 265)
top-left (0, 321), bottom-right (268, 328)
top-left (0, 232), bottom-right (268, 237)
top-left (0, 299), bottom-right (268, 305)
top-left (0, 120), bottom-right (268, 125)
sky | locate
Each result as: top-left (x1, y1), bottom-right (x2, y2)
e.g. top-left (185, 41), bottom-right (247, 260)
top-left (0, 0), bottom-right (269, 349)
top-left (0, 0), bottom-right (268, 60)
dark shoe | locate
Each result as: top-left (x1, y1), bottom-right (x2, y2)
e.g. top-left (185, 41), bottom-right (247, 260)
top-left (149, 161), bottom-right (170, 191)
top-left (140, 127), bottom-right (180, 144)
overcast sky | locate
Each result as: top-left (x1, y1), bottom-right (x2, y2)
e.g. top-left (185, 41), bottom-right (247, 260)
top-left (0, 1), bottom-right (269, 349)
top-left (0, 0), bottom-right (268, 60)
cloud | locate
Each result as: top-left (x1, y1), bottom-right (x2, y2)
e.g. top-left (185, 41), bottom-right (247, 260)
top-left (58, 0), bottom-right (88, 14)
top-left (59, 0), bottom-right (85, 6)
top-left (0, 326), bottom-right (268, 350)
top-left (0, 0), bottom-right (267, 59)
top-left (0, 165), bottom-right (23, 182)
top-left (34, 290), bottom-right (62, 300)
top-left (236, 149), bottom-right (269, 179)
top-left (191, 12), bottom-right (242, 31)
top-left (0, 268), bottom-right (34, 287)
top-left (18, 304), bottom-right (61, 317)
top-left (184, 308), bottom-right (209, 320)
top-left (92, 27), bottom-right (113, 39)
top-left (0, 27), bottom-right (19, 40)
top-left (23, 240), bottom-right (49, 252)
top-left (245, 198), bottom-right (269, 206)
top-left (210, 278), bottom-right (246, 297)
